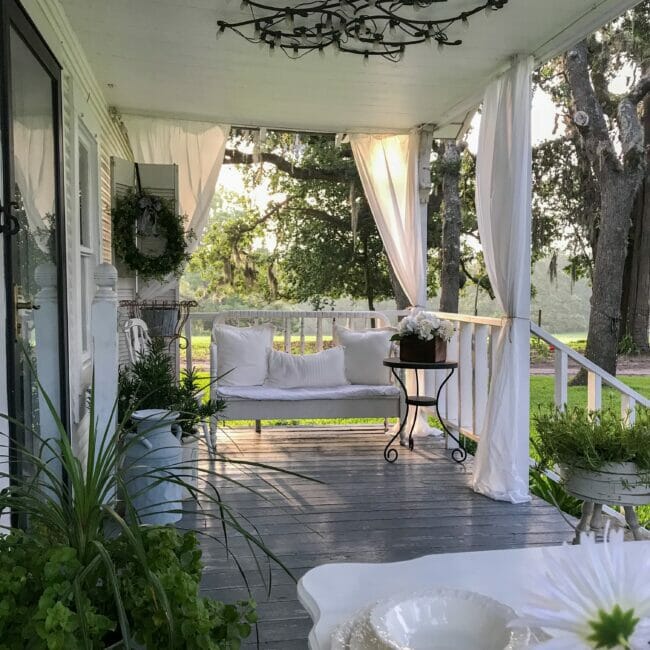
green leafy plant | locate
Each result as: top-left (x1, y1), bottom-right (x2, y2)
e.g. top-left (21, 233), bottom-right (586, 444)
top-left (529, 468), bottom-right (583, 518)
top-left (118, 337), bottom-right (225, 438)
top-left (112, 189), bottom-right (192, 282)
top-left (533, 406), bottom-right (650, 473)
top-left (0, 359), bottom-right (312, 648)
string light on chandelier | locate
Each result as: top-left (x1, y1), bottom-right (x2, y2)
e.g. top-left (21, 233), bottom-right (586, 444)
top-left (216, 0), bottom-right (508, 62)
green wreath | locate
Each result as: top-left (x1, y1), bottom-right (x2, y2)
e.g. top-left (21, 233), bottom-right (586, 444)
top-left (112, 189), bottom-right (192, 282)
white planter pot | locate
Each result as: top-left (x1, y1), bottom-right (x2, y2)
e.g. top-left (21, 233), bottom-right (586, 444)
top-left (181, 435), bottom-right (200, 499)
top-left (123, 409), bottom-right (183, 525)
top-left (560, 462), bottom-right (650, 506)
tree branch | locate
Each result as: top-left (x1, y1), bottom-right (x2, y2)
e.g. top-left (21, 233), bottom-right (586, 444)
top-left (564, 41), bottom-right (621, 178)
top-left (223, 148), bottom-right (356, 182)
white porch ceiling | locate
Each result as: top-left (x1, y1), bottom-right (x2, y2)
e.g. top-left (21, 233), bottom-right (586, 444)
top-left (60, 0), bottom-right (639, 136)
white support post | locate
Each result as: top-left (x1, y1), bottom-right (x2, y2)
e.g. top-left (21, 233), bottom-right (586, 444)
top-left (621, 395), bottom-right (636, 426)
top-left (91, 263), bottom-right (119, 464)
top-left (444, 330), bottom-right (459, 429)
top-left (554, 349), bottom-right (568, 410)
top-left (474, 325), bottom-right (489, 437)
top-left (458, 323), bottom-right (473, 434)
top-left (587, 372), bottom-right (602, 412)
top-left (33, 262), bottom-right (62, 480)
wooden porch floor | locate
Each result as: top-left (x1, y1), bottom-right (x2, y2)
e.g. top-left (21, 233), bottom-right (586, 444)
top-left (184, 426), bottom-right (574, 649)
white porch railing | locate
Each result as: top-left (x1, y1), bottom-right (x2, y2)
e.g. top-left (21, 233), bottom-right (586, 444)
top-left (183, 310), bottom-right (392, 372)
top-left (183, 309), bottom-right (649, 442)
top-left (530, 323), bottom-right (650, 419)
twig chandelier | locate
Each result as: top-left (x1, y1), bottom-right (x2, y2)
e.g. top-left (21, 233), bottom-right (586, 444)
top-left (217, 1), bottom-right (508, 62)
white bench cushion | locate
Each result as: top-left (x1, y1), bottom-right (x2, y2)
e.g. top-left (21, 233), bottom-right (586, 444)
top-left (217, 384), bottom-right (400, 401)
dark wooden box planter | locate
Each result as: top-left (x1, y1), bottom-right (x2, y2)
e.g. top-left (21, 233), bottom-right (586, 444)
top-left (398, 336), bottom-right (447, 362)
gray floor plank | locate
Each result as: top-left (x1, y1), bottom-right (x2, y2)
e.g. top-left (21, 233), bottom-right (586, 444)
top-left (186, 427), bottom-right (573, 646)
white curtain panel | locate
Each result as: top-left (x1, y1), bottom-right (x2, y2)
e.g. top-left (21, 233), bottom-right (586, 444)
top-left (350, 132), bottom-right (426, 308)
top-left (351, 132), bottom-right (438, 438)
top-left (472, 56), bottom-right (534, 504)
top-left (123, 115), bottom-right (230, 298)
top-left (13, 118), bottom-right (55, 253)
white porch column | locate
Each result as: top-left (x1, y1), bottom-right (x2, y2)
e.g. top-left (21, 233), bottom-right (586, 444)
top-left (472, 56), bottom-right (533, 504)
top-left (91, 263), bottom-right (119, 461)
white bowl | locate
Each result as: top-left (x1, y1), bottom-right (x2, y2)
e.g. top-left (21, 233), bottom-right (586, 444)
top-left (368, 588), bottom-right (542, 650)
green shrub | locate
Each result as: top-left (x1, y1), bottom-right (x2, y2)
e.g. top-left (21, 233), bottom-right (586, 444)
top-left (533, 406), bottom-right (650, 472)
top-left (118, 338), bottom-right (225, 437)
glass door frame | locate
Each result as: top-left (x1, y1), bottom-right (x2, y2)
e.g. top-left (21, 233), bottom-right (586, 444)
top-left (0, 0), bottom-right (70, 495)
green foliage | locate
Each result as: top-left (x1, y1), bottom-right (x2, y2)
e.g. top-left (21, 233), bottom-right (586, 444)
top-left (113, 189), bottom-right (191, 282)
top-left (618, 332), bottom-right (640, 356)
top-left (533, 406), bottom-right (650, 472)
top-left (529, 468), bottom-right (583, 518)
top-left (0, 528), bottom-right (256, 650)
top-left (0, 355), bottom-right (324, 648)
top-left (118, 338), bottom-right (225, 436)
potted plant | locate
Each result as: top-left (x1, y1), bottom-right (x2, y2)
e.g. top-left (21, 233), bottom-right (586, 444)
top-left (118, 338), bottom-right (225, 497)
top-left (0, 378), bottom-right (257, 648)
top-left (390, 311), bottom-right (455, 362)
top-left (534, 407), bottom-right (650, 506)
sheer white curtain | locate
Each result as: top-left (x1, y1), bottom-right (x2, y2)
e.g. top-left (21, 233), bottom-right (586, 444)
top-left (351, 132), bottom-right (437, 438)
top-left (13, 118), bottom-right (55, 253)
top-left (350, 133), bottom-right (426, 308)
top-left (472, 56), bottom-right (534, 504)
top-left (123, 115), bottom-right (230, 299)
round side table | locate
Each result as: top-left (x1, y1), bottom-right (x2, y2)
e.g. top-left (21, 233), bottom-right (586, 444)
top-left (383, 358), bottom-right (464, 464)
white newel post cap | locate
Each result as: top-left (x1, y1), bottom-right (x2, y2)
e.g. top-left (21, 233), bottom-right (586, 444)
top-left (94, 262), bottom-right (118, 289)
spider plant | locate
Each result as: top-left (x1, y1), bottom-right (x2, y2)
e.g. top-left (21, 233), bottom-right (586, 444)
top-left (0, 362), bottom-right (315, 648)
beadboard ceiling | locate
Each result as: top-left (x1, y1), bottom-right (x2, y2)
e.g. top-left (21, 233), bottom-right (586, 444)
top-left (59, 0), bottom-right (640, 136)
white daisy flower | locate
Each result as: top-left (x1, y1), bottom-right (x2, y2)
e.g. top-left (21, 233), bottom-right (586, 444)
top-left (511, 527), bottom-right (650, 649)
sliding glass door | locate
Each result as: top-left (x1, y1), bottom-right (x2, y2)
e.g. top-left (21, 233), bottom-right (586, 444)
top-left (0, 0), bottom-right (68, 501)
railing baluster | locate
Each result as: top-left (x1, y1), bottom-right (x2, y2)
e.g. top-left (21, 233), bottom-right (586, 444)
top-left (316, 318), bottom-right (323, 351)
top-left (444, 329), bottom-right (459, 428)
top-left (458, 323), bottom-right (473, 435)
top-left (587, 372), bottom-right (602, 412)
top-left (554, 349), bottom-right (568, 410)
top-left (300, 317), bottom-right (305, 354)
top-left (621, 394), bottom-right (636, 426)
top-left (284, 317), bottom-right (291, 353)
top-left (474, 324), bottom-right (489, 437)
top-left (489, 325), bottom-right (500, 378)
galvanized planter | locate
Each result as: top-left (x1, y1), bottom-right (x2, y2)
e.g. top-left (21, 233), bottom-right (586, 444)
top-left (560, 462), bottom-right (650, 507)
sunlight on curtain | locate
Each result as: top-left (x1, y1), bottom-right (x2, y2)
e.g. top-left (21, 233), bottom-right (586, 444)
top-left (472, 56), bottom-right (534, 504)
top-left (123, 115), bottom-right (230, 299)
top-left (350, 132), bottom-right (426, 308)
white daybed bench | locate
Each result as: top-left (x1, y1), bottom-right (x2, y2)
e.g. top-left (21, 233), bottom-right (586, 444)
top-left (209, 311), bottom-right (402, 434)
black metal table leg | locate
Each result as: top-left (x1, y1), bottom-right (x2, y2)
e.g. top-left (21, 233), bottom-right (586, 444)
top-left (384, 367), bottom-right (409, 463)
top-left (435, 368), bottom-right (467, 463)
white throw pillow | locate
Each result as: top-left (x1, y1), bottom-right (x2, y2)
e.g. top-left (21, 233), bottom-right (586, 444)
top-left (266, 346), bottom-right (348, 388)
top-left (333, 324), bottom-right (396, 385)
top-left (212, 323), bottom-right (274, 386)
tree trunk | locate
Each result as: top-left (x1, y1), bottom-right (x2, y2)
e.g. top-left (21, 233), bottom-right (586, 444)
top-left (564, 42), bottom-right (648, 381)
top-left (619, 94), bottom-right (650, 353)
top-left (582, 177), bottom-right (639, 376)
top-left (439, 142), bottom-right (462, 314)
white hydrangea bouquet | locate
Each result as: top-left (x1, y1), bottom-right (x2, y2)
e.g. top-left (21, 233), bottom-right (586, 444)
top-left (391, 311), bottom-right (455, 362)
